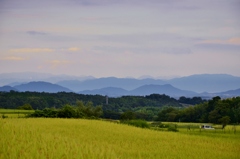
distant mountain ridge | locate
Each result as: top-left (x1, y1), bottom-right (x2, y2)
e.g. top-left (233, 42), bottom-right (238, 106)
top-left (79, 85), bottom-right (240, 98)
top-left (58, 74), bottom-right (240, 93)
top-left (80, 87), bottom-right (129, 97)
top-left (0, 72), bottom-right (94, 86)
top-left (1, 72), bottom-right (240, 97)
top-left (0, 86), bottom-right (18, 92)
top-left (80, 84), bottom-right (197, 97)
top-left (167, 74), bottom-right (240, 93)
top-left (14, 81), bottom-right (72, 93)
top-left (57, 77), bottom-right (166, 92)
top-left (129, 84), bottom-right (198, 97)
top-left (1, 81), bottom-right (240, 98)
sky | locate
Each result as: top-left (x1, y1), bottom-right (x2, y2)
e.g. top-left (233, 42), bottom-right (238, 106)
top-left (0, 0), bottom-right (240, 78)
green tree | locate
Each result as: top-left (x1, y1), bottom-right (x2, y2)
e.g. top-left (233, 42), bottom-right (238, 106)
top-left (120, 111), bottom-right (136, 120)
top-left (208, 110), bottom-right (221, 123)
top-left (58, 104), bottom-right (76, 118)
top-left (156, 107), bottom-right (178, 121)
top-left (17, 103), bottom-right (33, 110)
top-left (218, 116), bottom-right (231, 129)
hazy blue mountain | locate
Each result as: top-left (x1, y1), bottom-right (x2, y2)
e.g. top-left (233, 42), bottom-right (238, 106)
top-left (129, 84), bottom-right (198, 97)
top-left (79, 87), bottom-right (129, 97)
top-left (0, 72), bottom-right (94, 86)
top-left (57, 74), bottom-right (240, 93)
top-left (79, 84), bottom-right (198, 97)
top-left (166, 74), bottom-right (240, 93)
top-left (199, 88), bottom-right (240, 99)
top-left (215, 88), bottom-right (240, 97)
top-left (14, 81), bottom-right (72, 93)
top-left (0, 86), bottom-right (18, 92)
top-left (57, 77), bottom-right (166, 92)
top-left (7, 82), bottom-right (26, 87)
top-left (1, 72), bottom-right (240, 94)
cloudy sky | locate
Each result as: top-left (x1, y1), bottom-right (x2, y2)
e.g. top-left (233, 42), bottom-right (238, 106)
top-left (0, 0), bottom-right (240, 78)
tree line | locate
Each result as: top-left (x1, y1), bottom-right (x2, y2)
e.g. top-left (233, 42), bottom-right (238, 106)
top-left (28, 101), bottom-right (102, 119)
top-left (0, 91), bottom-right (205, 110)
top-left (0, 91), bottom-right (206, 120)
top-left (156, 96), bottom-right (240, 124)
top-left (3, 91), bottom-right (236, 123)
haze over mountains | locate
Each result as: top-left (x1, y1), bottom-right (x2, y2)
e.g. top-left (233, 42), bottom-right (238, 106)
top-left (0, 72), bottom-right (240, 98)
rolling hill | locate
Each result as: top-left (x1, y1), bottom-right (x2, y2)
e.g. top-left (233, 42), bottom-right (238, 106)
top-left (79, 84), bottom-right (198, 97)
top-left (1, 72), bottom-right (240, 97)
top-left (167, 74), bottom-right (240, 93)
top-left (57, 77), bottom-right (166, 92)
top-left (0, 86), bottom-right (18, 92)
top-left (14, 81), bottom-right (72, 93)
top-left (129, 84), bottom-right (198, 97)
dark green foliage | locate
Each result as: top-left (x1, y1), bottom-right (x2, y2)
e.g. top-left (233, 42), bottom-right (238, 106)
top-left (120, 111), bottom-right (136, 120)
top-left (156, 96), bottom-right (240, 124)
top-left (0, 91), bottom-right (105, 110)
top-left (218, 116), bottom-right (231, 129)
top-left (150, 122), bottom-right (168, 128)
top-left (29, 101), bottom-right (103, 119)
top-left (76, 101), bottom-right (103, 118)
top-left (167, 124), bottom-right (178, 132)
top-left (121, 120), bottom-right (150, 128)
top-left (103, 111), bottom-right (121, 120)
top-left (178, 96), bottom-right (206, 105)
top-left (17, 103), bottom-right (33, 110)
top-left (0, 92), bottom-right (180, 110)
top-left (58, 104), bottom-right (76, 118)
top-left (0, 91), bottom-right (181, 120)
top-left (156, 107), bottom-right (179, 122)
top-left (28, 108), bottom-right (58, 118)
top-left (1, 91), bottom-right (240, 123)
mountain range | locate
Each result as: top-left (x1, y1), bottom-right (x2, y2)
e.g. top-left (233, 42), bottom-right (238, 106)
top-left (78, 84), bottom-right (198, 97)
top-left (56, 74), bottom-right (240, 93)
top-left (0, 72), bottom-right (240, 98)
top-left (1, 81), bottom-right (71, 93)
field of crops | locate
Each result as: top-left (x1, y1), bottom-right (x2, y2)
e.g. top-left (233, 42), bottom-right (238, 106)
top-left (1, 118), bottom-right (239, 159)
top-left (0, 109), bottom-right (34, 118)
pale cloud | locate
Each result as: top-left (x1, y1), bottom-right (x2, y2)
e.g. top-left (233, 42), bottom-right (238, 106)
top-left (68, 47), bottom-right (80, 52)
top-left (49, 60), bottom-right (72, 68)
top-left (1, 56), bottom-right (26, 61)
top-left (0, 0), bottom-right (239, 77)
top-left (10, 48), bottom-right (55, 53)
top-left (200, 37), bottom-right (240, 45)
top-left (9, 47), bottom-right (81, 54)
top-left (26, 31), bottom-right (48, 36)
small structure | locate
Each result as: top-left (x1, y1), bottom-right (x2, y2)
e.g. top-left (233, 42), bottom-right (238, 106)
top-left (200, 124), bottom-right (215, 129)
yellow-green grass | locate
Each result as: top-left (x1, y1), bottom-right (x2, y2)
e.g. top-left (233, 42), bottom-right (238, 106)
top-left (1, 118), bottom-right (239, 159)
top-left (0, 109), bottom-right (34, 114)
top-left (0, 109), bottom-right (34, 118)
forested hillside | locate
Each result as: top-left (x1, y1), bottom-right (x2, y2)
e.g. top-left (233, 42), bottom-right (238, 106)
top-left (0, 91), bottom-right (205, 120)
top-left (157, 96), bottom-right (240, 124)
top-left (2, 91), bottom-right (237, 123)
top-left (0, 91), bottom-right (184, 109)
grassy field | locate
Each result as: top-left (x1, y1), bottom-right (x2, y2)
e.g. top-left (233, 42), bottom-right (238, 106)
top-left (0, 109), bottom-right (34, 118)
top-left (1, 118), bottom-right (239, 159)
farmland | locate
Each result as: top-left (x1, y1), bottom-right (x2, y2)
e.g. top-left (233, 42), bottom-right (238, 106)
top-left (0, 109), bottom-right (34, 118)
top-left (1, 118), bottom-right (239, 159)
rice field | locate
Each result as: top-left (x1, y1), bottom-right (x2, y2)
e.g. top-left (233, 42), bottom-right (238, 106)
top-left (0, 109), bottom-right (34, 118)
top-left (1, 118), bottom-right (239, 159)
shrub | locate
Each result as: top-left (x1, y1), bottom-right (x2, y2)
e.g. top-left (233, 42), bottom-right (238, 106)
top-left (122, 120), bottom-right (150, 129)
top-left (17, 104), bottom-right (33, 110)
top-left (167, 124), bottom-right (178, 132)
top-left (151, 122), bottom-right (169, 128)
